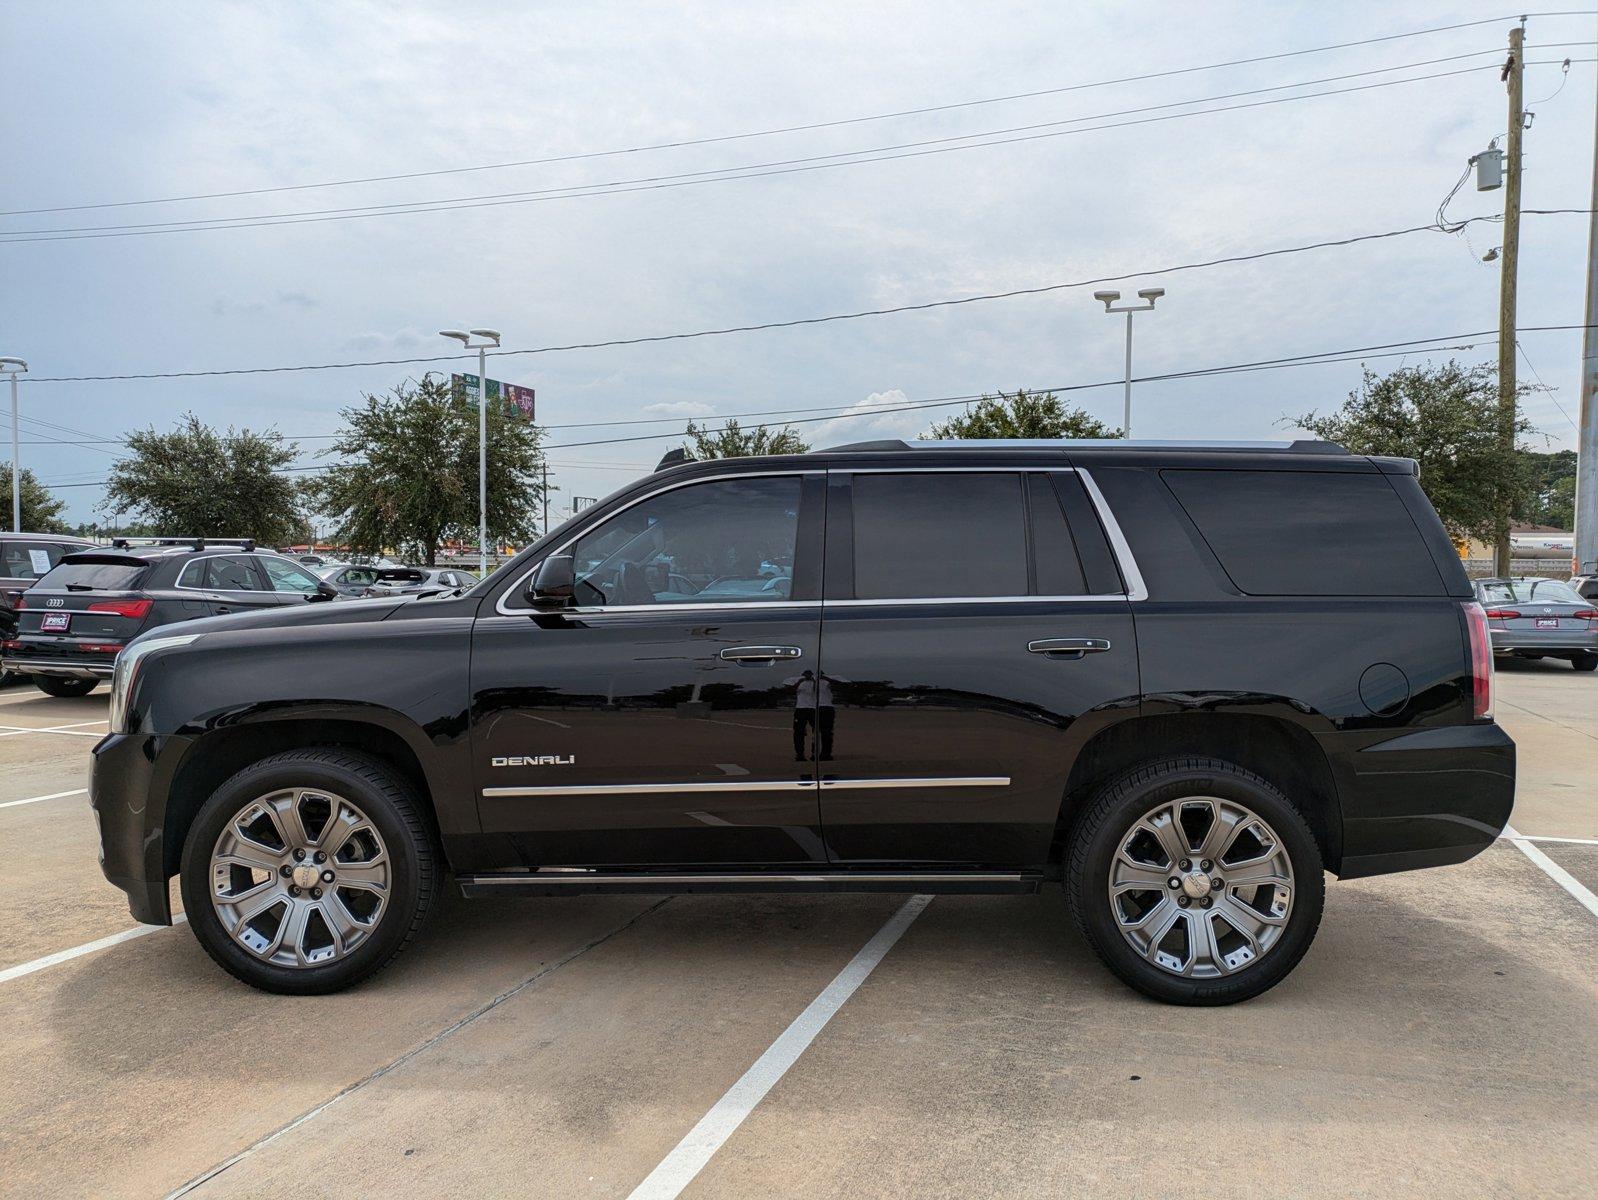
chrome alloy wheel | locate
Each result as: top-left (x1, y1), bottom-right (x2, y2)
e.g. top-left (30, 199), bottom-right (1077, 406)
top-left (209, 787), bottom-right (391, 968)
top-left (1108, 796), bottom-right (1295, 978)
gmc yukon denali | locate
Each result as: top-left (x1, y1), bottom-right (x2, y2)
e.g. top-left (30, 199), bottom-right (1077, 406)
top-left (90, 439), bottom-right (1515, 1004)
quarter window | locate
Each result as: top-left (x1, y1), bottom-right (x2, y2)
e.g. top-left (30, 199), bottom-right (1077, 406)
top-left (570, 476), bottom-right (802, 607)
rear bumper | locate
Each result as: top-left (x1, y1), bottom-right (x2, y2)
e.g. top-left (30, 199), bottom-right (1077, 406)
top-left (90, 731), bottom-right (194, 925)
top-left (1327, 722), bottom-right (1516, 879)
top-left (2, 656), bottom-right (116, 679)
top-left (1490, 628), bottom-right (1598, 655)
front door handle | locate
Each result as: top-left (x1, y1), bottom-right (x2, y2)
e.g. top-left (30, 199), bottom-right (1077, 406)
top-left (720, 645), bottom-right (803, 663)
top-left (1028, 637), bottom-right (1111, 659)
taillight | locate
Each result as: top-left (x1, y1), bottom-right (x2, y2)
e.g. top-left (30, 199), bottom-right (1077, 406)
top-left (1574, 609), bottom-right (1598, 621)
top-left (1463, 602), bottom-right (1494, 720)
top-left (87, 599), bottom-right (152, 619)
top-left (1483, 608), bottom-right (1520, 621)
top-left (13, 596), bottom-right (25, 610)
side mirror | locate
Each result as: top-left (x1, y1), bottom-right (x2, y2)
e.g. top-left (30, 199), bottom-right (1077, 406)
top-left (310, 581), bottom-right (339, 602)
top-left (526, 555), bottom-right (575, 606)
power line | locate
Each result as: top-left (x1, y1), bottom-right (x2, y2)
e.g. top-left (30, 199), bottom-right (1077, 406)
top-left (13, 59), bottom-right (1589, 244)
top-left (20, 211), bottom-right (1592, 385)
top-left (44, 328), bottom-right (1591, 487)
top-left (10, 13), bottom-right (1590, 219)
top-left (0, 52), bottom-right (1518, 239)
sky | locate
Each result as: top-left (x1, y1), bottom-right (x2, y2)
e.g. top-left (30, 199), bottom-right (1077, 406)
top-left (2, 1), bottom-right (1595, 530)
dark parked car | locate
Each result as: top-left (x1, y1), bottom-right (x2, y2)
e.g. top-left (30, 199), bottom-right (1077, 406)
top-left (1474, 576), bottom-right (1598, 670)
top-left (315, 563), bottom-right (379, 598)
top-left (2, 532), bottom-right (97, 684)
top-left (3, 538), bottom-right (337, 696)
top-left (91, 440), bottom-right (1514, 1004)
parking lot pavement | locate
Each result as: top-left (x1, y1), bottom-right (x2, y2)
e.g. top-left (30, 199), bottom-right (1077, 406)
top-left (0, 669), bottom-right (1593, 1199)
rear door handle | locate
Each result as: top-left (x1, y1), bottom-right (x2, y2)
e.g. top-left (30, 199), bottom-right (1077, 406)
top-left (1028, 637), bottom-right (1111, 659)
top-left (720, 645), bottom-right (803, 663)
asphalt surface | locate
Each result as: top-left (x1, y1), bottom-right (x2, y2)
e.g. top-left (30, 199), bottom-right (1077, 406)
top-left (0, 664), bottom-right (1594, 1199)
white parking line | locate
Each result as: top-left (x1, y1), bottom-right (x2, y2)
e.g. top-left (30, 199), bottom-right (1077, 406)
top-left (626, 894), bottom-right (932, 1200)
top-left (0, 720), bottom-right (107, 738)
top-left (1515, 834), bottom-right (1598, 847)
top-left (1503, 825), bottom-right (1598, 920)
top-left (0, 914), bottom-right (188, 985)
top-left (0, 787), bottom-right (88, 810)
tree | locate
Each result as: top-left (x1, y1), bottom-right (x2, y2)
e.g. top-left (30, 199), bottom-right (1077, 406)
top-left (308, 375), bottom-right (546, 566)
top-left (1290, 361), bottom-right (1533, 543)
top-left (682, 418), bottom-right (809, 459)
top-left (2, 464), bottom-right (69, 532)
top-left (925, 389), bottom-right (1121, 439)
top-left (1516, 449), bottom-right (1577, 528)
top-left (100, 414), bottom-right (306, 543)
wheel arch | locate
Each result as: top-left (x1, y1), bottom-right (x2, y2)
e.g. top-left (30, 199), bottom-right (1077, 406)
top-left (162, 715), bottom-right (438, 878)
top-left (1052, 711), bottom-right (1344, 873)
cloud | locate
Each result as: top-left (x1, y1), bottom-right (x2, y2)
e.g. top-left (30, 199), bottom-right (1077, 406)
top-left (276, 290), bottom-right (318, 309)
top-left (642, 400), bottom-right (716, 417)
top-left (337, 327), bottom-right (426, 353)
top-left (809, 389), bottom-right (933, 447)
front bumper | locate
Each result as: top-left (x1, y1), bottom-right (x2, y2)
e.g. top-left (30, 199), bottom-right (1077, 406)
top-left (1328, 722), bottom-right (1516, 879)
top-left (90, 731), bottom-right (194, 925)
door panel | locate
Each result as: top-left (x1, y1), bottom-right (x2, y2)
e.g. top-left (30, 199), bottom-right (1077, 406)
top-left (817, 600), bottom-right (1136, 864)
top-left (817, 466), bottom-right (1141, 866)
top-left (470, 470), bottom-right (826, 866)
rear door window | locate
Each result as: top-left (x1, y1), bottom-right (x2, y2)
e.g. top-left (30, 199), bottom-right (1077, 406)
top-left (204, 555), bottom-right (265, 591)
top-left (1162, 469), bottom-right (1444, 596)
top-left (850, 473), bottom-right (1028, 599)
top-left (34, 557), bottom-right (149, 591)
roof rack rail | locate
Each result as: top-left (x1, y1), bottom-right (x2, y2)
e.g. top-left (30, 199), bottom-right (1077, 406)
top-left (109, 536), bottom-right (257, 552)
top-left (819, 438), bottom-right (1348, 454)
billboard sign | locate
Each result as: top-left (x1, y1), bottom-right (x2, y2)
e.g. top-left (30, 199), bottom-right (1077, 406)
top-left (453, 373), bottom-right (536, 421)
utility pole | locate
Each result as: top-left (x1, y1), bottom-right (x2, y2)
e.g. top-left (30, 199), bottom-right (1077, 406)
top-left (1, 358), bottom-right (28, 533)
top-left (541, 461), bottom-right (550, 537)
top-left (1575, 56), bottom-right (1598, 576)
top-left (1493, 22), bottom-right (1525, 577)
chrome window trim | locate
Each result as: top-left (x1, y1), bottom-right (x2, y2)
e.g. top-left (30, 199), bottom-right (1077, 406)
top-left (494, 469), bottom-right (817, 617)
top-left (482, 775), bottom-right (1010, 798)
top-left (172, 552), bottom-right (271, 594)
top-left (488, 462), bottom-right (1148, 617)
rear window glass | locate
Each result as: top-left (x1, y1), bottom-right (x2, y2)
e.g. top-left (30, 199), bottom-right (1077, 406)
top-left (1161, 469), bottom-right (1443, 597)
top-left (35, 558), bottom-right (149, 591)
top-left (1478, 579), bottom-right (1584, 605)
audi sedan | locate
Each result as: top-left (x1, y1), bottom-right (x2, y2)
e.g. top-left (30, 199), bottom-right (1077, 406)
top-left (1474, 576), bottom-right (1598, 671)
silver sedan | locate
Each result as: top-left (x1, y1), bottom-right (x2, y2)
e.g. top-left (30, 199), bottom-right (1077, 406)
top-left (1475, 577), bottom-right (1598, 672)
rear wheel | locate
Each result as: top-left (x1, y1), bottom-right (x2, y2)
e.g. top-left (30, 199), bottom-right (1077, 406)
top-left (33, 675), bottom-right (98, 697)
top-left (1571, 652), bottom-right (1598, 672)
top-left (179, 748), bottom-right (440, 994)
top-left (1068, 757), bottom-right (1324, 1006)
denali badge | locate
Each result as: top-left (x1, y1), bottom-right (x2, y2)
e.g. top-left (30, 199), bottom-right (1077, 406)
top-left (491, 755), bottom-right (575, 767)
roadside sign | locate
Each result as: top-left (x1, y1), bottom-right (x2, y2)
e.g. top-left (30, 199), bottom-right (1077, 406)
top-left (572, 496), bottom-right (597, 512)
top-left (453, 373), bottom-right (536, 421)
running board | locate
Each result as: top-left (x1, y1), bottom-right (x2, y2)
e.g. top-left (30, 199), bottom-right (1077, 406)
top-left (457, 869), bottom-right (1044, 897)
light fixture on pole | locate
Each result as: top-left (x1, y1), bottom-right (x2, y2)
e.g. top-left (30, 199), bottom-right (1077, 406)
top-left (1092, 288), bottom-right (1164, 437)
top-left (0, 357), bottom-right (28, 533)
top-left (440, 328), bottom-right (502, 575)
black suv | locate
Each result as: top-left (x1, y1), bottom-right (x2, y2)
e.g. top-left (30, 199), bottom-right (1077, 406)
top-left (4, 538), bottom-right (336, 696)
top-left (90, 441), bottom-right (1514, 1004)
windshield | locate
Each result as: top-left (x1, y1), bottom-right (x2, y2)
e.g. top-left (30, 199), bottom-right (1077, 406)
top-left (1478, 578), bottom-right (1586, 605)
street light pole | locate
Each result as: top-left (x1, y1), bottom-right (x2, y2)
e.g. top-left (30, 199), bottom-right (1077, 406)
top-left (0, 357), bottom-right (29, 533)
top-left (1091, 290), bottom-right (1164, 437)
top-left (439, 328), bottom-right (502, 575)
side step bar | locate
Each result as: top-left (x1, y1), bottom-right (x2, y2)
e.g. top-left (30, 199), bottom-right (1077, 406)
top-left (457, 869), bottom-right (1045, 897)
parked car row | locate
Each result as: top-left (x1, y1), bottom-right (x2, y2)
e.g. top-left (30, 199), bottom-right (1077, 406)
top-left (1472, 576), bottom-right (1598, 671)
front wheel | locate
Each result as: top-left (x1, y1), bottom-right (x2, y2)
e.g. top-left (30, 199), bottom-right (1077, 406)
top-left (1067, 758), bottom-right (1324, 1006)
top-left (179, 748), bottom-right (440, 994)
top-left (33, 675), bottom-right (98, 697)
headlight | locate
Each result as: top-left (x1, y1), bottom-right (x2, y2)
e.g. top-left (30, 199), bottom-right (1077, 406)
top-left (109, 633), bottom-right (203, 733)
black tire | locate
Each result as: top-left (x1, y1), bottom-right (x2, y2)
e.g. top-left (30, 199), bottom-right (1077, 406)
top-left (1067, 757), bottom-right (1325, 1006)
top-left (179, 748), bottom-right (440, 995)
top-left (1571, 653), bottom-right (1597, 672)
top-left (33, 675), bottom-right (98, 697)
